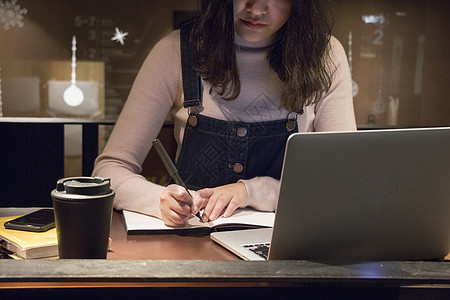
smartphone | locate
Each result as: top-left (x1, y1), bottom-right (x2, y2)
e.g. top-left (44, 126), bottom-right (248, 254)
top-left (4, 209), bottom-right (55, 232)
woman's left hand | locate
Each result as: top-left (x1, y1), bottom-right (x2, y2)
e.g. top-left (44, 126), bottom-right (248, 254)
top-left (196, 182), bottom-right (248, 222)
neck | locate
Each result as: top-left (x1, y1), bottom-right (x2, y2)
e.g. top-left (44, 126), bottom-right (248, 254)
top-left (234, 32), bottom-right (275, 49)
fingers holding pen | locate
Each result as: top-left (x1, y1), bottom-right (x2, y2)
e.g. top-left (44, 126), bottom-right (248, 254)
top-left (160, 182), bottom-right (248, 225)
top-left (154, 139), bottom-right (199, 225)
top-left (160, 184), bottom-right (193, 226)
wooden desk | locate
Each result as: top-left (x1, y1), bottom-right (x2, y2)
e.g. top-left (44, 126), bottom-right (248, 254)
top-left (107, 210), bottom-right (237, 260)
top-left (108, 211), bottom-right (450, 261)
top-left (1, 208), bottom-right (449, 300)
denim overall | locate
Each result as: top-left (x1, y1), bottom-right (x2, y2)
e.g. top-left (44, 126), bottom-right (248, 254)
top-left (176, 22), bottom-right (298, 190)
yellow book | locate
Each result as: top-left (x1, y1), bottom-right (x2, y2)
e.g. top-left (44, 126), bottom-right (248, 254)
top-left (0, 216), bottom-right (58, 259)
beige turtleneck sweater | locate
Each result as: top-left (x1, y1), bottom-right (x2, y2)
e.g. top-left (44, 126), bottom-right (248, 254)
top-left (93, 30), bottom-right (356, 218)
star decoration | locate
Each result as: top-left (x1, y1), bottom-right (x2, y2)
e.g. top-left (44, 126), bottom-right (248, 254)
top-left (111, 27), bottom-right (128, 45)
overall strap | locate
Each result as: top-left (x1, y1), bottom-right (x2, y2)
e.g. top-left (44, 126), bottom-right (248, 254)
top-left (180, 21), bottom-right (202, 108)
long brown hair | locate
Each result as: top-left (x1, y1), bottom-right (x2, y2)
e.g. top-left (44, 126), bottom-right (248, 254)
top-left (191, 0), bottom-right (334, 112)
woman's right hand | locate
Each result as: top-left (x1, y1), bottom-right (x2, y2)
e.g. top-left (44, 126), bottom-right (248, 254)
top-left (159, 184), bottom-right (197, 227)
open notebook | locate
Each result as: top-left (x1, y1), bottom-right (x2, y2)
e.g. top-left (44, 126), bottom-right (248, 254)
top-left (122, 208), bottom-right (275, 235)
top-left (211, 127), bottom-right (450, 261)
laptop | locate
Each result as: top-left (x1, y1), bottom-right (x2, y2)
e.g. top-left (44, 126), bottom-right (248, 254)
top-left (211, 127), bottom-right (450, 261)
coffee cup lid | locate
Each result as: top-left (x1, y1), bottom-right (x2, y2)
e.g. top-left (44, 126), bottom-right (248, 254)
top-left (56, 177), bottom-right (111, 196)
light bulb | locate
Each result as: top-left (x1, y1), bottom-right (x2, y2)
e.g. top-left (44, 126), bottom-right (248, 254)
top-left (63, 84), bottom-right (84, 107)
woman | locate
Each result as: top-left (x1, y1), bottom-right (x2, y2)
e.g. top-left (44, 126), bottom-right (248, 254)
top-left (93, 0), bottom-right (356, 227)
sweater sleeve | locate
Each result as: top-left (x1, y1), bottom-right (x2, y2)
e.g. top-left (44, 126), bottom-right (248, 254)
top-left (313, 36), bottom-right (357, 132)
top-left (92, 31), bottom-right (182, 218)
top-left (243, 37), bottom-right (357, 212)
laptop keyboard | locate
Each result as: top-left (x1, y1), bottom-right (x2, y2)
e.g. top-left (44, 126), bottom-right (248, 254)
top-left (243, 243), bottom-right (270, 260)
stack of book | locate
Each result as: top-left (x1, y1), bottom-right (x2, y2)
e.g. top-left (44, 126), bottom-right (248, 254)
top-left (0, 216), bottom-right (58, 259)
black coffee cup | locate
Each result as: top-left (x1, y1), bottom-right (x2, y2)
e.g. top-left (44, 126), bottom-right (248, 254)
top-left (51, 177), bottom-right (115, 259)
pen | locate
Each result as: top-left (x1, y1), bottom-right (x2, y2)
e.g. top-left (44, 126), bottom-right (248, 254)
top-left (152, 138), bottom-right (203, 222)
